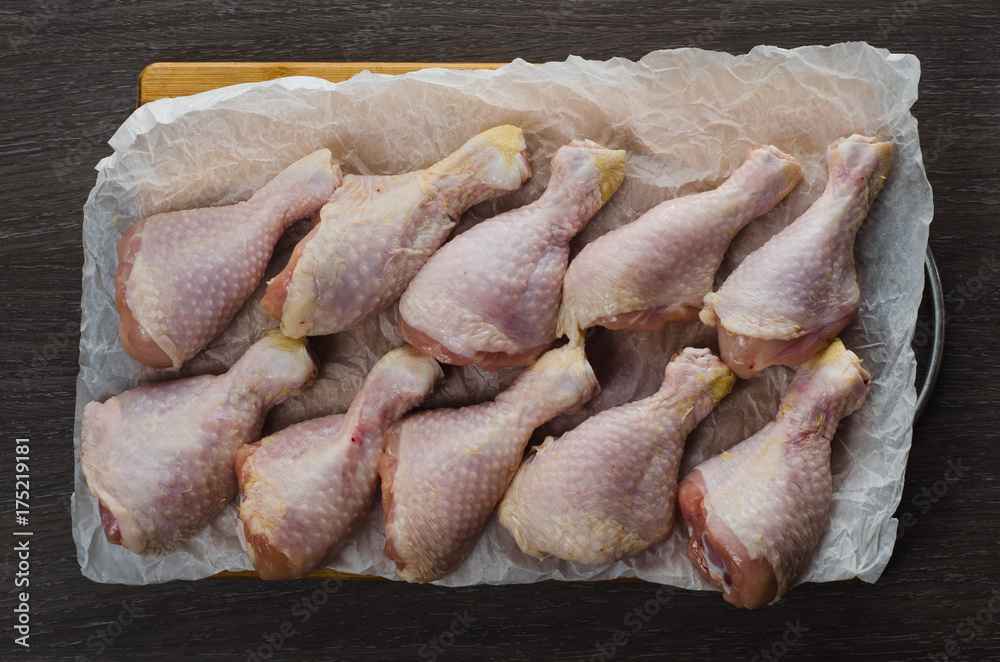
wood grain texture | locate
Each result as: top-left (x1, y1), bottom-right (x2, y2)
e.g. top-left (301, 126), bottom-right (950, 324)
top-left (137, 62), bottom-right (508, 104)
top-left (1, 1), bottom-right (999, 660)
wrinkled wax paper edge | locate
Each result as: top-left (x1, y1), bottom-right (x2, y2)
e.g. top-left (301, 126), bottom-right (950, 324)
top-left (73, 43), bottom-right (932, 587)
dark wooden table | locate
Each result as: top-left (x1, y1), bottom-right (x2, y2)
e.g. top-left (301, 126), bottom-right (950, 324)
top-left (2, 2), bottom-right (998, 660)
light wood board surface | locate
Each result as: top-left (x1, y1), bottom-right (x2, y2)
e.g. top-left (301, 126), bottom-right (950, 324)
top-left (137, 61), bottom-right (507, 105)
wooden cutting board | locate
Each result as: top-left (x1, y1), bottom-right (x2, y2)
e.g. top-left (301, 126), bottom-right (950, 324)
top-left (137, 61), bottom-right (508, 105)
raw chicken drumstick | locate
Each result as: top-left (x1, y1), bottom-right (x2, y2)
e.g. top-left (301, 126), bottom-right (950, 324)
top-left (379, 343), bottom-right (599, 583)
top-left (117, 149), bottom-right (342, 369)
top-left (261, 125), bottom-right (531, 338)
top-left (236, 346), bottom-right (441, 579)
top-left (677, 339), bottom-right (870, 609)
top-left (700, 135), bottom-right (893, 379)
top-left (559, 145), bottom-right (802, 337)
top-left (80, 331), bottom-right (317, 556)
top-left (498, 348), bottom-right (734, 565)
top-left (399, 140), bottom-right (626, 369)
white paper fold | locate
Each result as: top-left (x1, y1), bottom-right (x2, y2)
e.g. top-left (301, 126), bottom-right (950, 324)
top-left (74, 43), bottom-right (932, 588)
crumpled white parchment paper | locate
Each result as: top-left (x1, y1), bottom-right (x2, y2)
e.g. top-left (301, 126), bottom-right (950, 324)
top-left (74, 42), bottom-right (932, 587)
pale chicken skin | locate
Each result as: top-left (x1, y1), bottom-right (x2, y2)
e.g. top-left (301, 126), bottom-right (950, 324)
top-left (677, 339), bottom-right (870, 609)
top-left (80, 331), bottom-right (317, 556)
top-left (399, 140), bottom-right (626, 369)
top-left (262, 126), bottom-right (531, 338)
top-left (380, 343), bottom-right (599, 583)
top-left (236, 346), bottom-right (441, 580)
top-left (701, 135), bottom-right (893, 379)
top-left (117, 149), bottom-right (342, 369)
top-left (498, 348), bottom-right (734, 565)
top-left (559, 145), bottom-right (803, 337)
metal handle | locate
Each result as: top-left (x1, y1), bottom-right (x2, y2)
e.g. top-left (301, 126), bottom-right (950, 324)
top-left (914, 246), bottom-right (944, 423)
